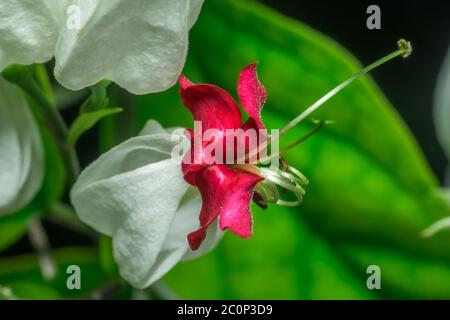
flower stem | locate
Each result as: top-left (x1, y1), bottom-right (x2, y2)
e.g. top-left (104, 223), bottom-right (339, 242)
top-left (28, 219), bottom-right (57, 280)
top-left (24, 79), bottom-right (80, 184)
top-left (258, 120), bottom-right (327, 164)
top-left (2, 64), bottom-right (80, 185)
top-left (47, 202), bottom-right (95, 237)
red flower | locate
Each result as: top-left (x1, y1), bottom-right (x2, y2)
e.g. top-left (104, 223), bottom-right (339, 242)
top-left (180, 63), bottom-right (268, 250)
top-left (178, 40), bottom-right (409, 251)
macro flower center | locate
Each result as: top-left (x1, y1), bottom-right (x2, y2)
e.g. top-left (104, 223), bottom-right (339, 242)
top-left (183, 121), bottom-right (309, 209)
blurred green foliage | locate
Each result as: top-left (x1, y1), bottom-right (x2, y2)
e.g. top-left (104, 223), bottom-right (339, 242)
top-left (0, 248), bottom-right (107, 299)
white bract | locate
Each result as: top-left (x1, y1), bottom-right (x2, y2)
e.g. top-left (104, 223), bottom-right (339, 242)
top-left (0, 77), bottom-right (44, 215)
top-left (425, 45), bottom-right (450, 237)
top-left (70, 120), bottom-right (221, 288)
top-left (0, 0), bottom-right (68, 71)
top-left (0, 0), bottom-right (204, 94)
top-left (434, 45), bottom-right (450, 168)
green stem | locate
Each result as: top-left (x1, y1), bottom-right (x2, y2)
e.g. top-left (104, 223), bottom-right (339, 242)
top-left (147, 281), bottom-right (181, 300)
top-left (280, 120), bottom-right (326, 153)
top-left (27, 219), bottom-right (57, 280)
top-left (25, 80), bottom-right (80, 184)
top-left (258, 120), bottom-right (326, 164)
top-left (47, 202), bottom-right (94, 237)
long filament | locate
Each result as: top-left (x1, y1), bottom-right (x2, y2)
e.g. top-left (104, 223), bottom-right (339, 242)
top-left (245, 39), bottom-right (412, 163)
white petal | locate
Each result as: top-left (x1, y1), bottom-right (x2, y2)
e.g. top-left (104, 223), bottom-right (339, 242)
top-left (55, 0), bottom-right (203, 95)
top-left (139, 119), bottom-right (167, 136)
top-left (155, 187), bottom-right (223, 279)
top-left (0, 77), bottom-right (44, 215)
top-left (0, 0), bottom-right (68, 70)
top-left (71, 126), bottom-right (219, 288)
top-left (141, 188), bottom-right (200, 286)
top-left (188, 0), bottom-right (204, 29)
top-left (71, 134), bottom-right (182, 235)
top-left (434, 46), bottom-right (450, 161)
top-left (110, 158), bottom-right (189, 288)
top-left (139, 119), bottom-right (185, 137)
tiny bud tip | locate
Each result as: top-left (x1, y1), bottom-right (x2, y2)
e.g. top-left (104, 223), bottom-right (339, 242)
top-left (397, 39), bottom-right (412, 58)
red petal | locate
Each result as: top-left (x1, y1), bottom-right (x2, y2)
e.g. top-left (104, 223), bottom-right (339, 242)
top-left (218, 170), bottom-right (262, 237)
top-left (238, 62), bottom-right (267, 130)
top-left (179, 75), bottom-right (193, 90)
top-left (187, 165), bottom-right (262, 250)
top-left (182, 155), bottom-right (206, 186)
top-left (237, 118), bottom-right (268, 163)
top-left (179, 76), bottom-right (242, 132)
top-left (182, 128), bottom-right (208, 185)
top-left (241, 117), bottom-right (256, 131)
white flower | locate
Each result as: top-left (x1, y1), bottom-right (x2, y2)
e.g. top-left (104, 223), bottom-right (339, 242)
top-left (70, 120), bottom-right (221, 288)
top-left (0, 0), bottom-right (68, 71)
top-left (434, 45), bottom-right (450, 168)
top-left (424, 45), bottom-right (450, 237)
top-left (0, 0), bottom-right (204, 94)
top-left (0, 77), bottom-right (44, 215)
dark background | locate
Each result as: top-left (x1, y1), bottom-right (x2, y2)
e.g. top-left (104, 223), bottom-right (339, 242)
top-left (262, 0), bottom-right (450, 183)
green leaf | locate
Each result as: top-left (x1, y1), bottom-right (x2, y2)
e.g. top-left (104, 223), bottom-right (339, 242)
top-left (32, 64), bottom-right (55, 106)
top-left (165, 205), bottom-right (373, 299)
top-left (0, 247), bottom-right (109, 299)
top-left (100, 0), bottom-right (450, 299)
top-left (0, 210), bottom-right (37, 253)
top-left (0, 282), bottom-right (62, 300)
top-left (99, 235), bottom-right (119, 276)
top-left (68, 107), bottom-right (123, 147)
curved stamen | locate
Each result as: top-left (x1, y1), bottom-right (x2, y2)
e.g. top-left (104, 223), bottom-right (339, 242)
top-left (286, 165), bottom-right (309, 185)
top-left (234, 164), bottom-right (307, 207)
top-left (260, 173), bottom-right (304, 207)
top-left (232, 40), bottom-right (412, 210)
top-left (265, 165), bottom-right (308, 188)
top-left (254, 180), bottom-right (279, 207)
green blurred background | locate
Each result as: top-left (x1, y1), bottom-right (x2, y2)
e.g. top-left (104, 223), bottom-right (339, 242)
top-left (1, 0), bottom-right (449, 300)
